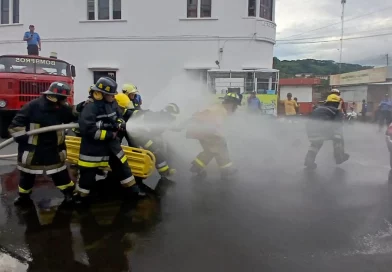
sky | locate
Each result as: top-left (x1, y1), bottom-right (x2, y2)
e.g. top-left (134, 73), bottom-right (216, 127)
top-left (274, 0), bottom-right (392, 65)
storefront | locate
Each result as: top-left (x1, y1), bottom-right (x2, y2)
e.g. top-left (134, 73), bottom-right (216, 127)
top-left (330, 67), bottom-right (392, 114)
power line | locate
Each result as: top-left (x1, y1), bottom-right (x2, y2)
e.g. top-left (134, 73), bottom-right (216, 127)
top-left (277, 32), bottom-right (392, 45)
top-left (277, 25), bottom-right (392, 41)
top-left (278, 5), bottom-right (392, 40)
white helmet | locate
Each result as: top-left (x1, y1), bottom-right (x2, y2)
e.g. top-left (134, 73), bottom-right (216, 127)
top-left (330, 89), bottom-right (340, 95)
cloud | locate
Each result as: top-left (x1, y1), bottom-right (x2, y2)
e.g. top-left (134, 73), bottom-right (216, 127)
top-left (275, 0), bottom-right (392, 65)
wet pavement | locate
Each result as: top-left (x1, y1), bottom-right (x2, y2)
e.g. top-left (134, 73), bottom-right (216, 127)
top-left (1, 118), bottom-right (392, 271)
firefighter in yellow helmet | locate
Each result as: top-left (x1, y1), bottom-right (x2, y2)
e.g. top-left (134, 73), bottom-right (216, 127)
top-left (122, 83), bottom-right (142, 110)
top-left (304, 93), bottom-right (349, 169)
top-left (186, 92), bottom-right (241, 179)
top-left (114, 94), bottom-right (180, 178)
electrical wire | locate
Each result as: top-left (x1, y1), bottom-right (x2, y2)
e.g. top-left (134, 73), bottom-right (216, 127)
top-left (277, 25), bottom-right (392, 42)
top-left (276, 32), bottom-right (392, 45)
top-left (278, 5), bottom-right (392, 40)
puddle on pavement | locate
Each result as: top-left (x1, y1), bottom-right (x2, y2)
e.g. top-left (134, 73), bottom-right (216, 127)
top-left (0, 166), bottom-right (165, 271)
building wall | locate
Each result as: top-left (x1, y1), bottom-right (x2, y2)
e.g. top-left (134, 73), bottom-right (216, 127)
top-left (280, 86), bottom-right (313, 102)
top-left (0, 0), bottom-right (276, 104)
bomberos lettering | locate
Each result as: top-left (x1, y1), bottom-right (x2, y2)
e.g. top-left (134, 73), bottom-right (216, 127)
top-left (15, 58), bottom-right (56, 66)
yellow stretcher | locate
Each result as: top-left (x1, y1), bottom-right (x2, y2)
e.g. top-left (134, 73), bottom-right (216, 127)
top-left (65, 136), bottom-right (156, 179)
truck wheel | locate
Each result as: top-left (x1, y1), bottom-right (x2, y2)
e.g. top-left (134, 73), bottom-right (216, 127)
top-left (0, 115), bottom-right (11, 139)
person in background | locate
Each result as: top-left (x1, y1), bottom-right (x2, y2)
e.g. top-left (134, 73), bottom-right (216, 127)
top-left (361, 99), bottom-right (368, 122)
top-left (281, 93), bottom-right (298, 118)
top-left (122, 84), bottom-right (142, 110)
top-left (247, 92), bottom-right (261, 114)
top-left (23, 25), bottom-right (41, 56)
top-left (378, 94), bottom-right (392, 131)
top-left (294, 97), bottom-right (300, 114)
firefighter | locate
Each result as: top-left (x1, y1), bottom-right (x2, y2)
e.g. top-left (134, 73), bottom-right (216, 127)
top-left (115, 93), bottom-right (179, 177)
top-left (73, 77), bottom-right (144, 207)
top-left (304, 93), bottom-right (350, 170)
top-left (122, 83), bottom-right (142, 110)
top-left (186, 92), bottom-right (241, 179)
top-left (71, 85), bottom-right (94, 137)
top-left (330, 88), bottom-right (347, 115)
top-left (8, 82), bottom-right (78, 207)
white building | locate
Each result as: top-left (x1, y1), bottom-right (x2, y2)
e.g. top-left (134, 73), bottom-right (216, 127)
top-left (0, 0), bottom-right (276, 104)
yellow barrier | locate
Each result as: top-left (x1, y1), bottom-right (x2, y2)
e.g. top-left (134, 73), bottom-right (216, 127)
top-left (65, 136), bottom-right (156, 179)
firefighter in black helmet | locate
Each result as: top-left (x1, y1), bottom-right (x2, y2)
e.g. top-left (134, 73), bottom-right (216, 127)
top-left (8, 82), bottom-right (79, 207)
top-left (74, 77), bottom-right (144, 207)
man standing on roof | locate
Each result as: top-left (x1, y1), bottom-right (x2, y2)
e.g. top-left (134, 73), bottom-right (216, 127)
top-left (122, 84), bottom-right (142, 110)
top-left (23, 25), bottom-right (41, 56)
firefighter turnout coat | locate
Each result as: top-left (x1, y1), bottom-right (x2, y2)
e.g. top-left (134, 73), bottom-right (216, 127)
top-left (8, 96), bottom-right (78, 174)
top-left (77, 99), bottom-right (126, 168)
top-left (306, 105), bottom-right (344, 142)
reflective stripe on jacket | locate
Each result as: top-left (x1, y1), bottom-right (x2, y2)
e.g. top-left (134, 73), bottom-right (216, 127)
top-left (8, 96), bottom-right (78, 174)
top-left (78, 99), bottom-right (125, 168)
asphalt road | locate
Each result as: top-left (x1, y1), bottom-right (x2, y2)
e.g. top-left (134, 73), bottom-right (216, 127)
top-left (1, 117), bottom-right (392, 271)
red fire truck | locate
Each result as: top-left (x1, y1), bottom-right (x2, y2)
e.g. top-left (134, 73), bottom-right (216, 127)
top-left (0, 54), bottom-right (76, 138)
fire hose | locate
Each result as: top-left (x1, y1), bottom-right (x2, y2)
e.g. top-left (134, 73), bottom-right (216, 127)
top-left (0, 123), bottom-right (78, 159)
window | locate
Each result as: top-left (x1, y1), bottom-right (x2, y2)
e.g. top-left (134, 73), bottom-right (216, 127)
top-left (98, 0), bottom-right (109, 20)
top-left (1, 0), bottom-right (9, 24)
top-left (87, 0), bottom-right (95, 20)
top-left (93, 71), bottom-right (116, 83)
top-left (113, 0), bottom-right (121, 19)
top-left (187, 0), bottom-right (198, 18)
top-left (248, 0), bottom-right (256, 17)
top-left (259, 0), bottom-right (272, 20)
top-left (12, 0), bottom-right (18, 23)
top-left (87, 0), bottom-right (122, 20)
top-left (247, 0), bottom-right (273, 21)
top-left (200, 0), bottom-right (211, 18)
top-left (187, 0), bottom-right (212, 18)
top-left (0, 0), bottom-right (20, 24)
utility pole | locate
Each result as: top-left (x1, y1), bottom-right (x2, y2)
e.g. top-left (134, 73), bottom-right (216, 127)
top-left (339, 0), bottom-right (346, 72)
top-left (387, 54), bottom-right (389, 66)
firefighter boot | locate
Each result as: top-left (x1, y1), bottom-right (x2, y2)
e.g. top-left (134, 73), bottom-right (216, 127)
top-left (125, 184), bottom-right (146, 201)
top-left (389, 170), bottom-right (392, 184)
top-left (14, 194), bottom-right (34, 208)
top-left (61, 187), bottom-right (76, 206)
top-left (160, 167), bottom-right (177, 179)
top-left (304, 151), bottom-right (317, 170)
top-left (220, 167), bottom-right (238, 179)
top-left (72, 193), bottom-right (90, 209)
top-left (190, 162), bottom-right (207, 179)
top-left (335, 153), bottom-right (350, 165)
top-left (335, 152), bottom-right (350, 165)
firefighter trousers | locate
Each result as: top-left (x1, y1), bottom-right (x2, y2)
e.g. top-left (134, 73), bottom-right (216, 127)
top-left (192, 136), bottom-right (233, 172)
top-left (18, 169), bottom-right (75, 196)
top-left (137, 136), bottom-right (171, 174)
top-left (77, 153), bottom-right (136, 197)
top-left (305, 134), bottom-right (346, 165)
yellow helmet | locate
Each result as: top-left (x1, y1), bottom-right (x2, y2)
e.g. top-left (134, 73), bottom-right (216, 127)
top-left (115, 93), bottom-right (132, 109)
top-left (122, 84), bottom-right (138, 95)
top-left (326, 94), bottom-right (341, 103)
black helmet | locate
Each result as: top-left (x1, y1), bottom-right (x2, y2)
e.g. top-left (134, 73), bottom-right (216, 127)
top-left (43, 82), bottom-right (71, 97)
top-left (91, 77), bottom-right (118, 95)
top-left (223, 92), bottom-right (241, 105)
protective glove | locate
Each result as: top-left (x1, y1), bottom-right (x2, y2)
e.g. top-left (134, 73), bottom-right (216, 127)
top-left (117, 122), bottom-right (126, 131)
top-left (14, 134), bottom-right (29, 144)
